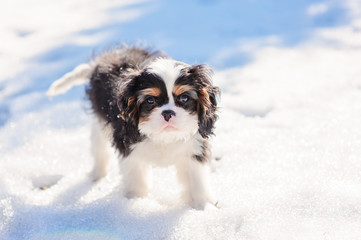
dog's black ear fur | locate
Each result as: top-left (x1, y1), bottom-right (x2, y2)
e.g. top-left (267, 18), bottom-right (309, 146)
top-left (113, 68), bottom-right (144, 156)
top-left (116, 73), bottom-right (139, 124)
top-left (187, 65), bottom-right (220, 138)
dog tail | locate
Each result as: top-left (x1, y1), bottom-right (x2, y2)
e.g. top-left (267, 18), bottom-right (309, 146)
top-left (46, 63), bottom-right (93, 96)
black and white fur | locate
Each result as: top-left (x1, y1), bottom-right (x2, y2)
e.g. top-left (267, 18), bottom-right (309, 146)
top-left (47, 47), bottom-right (220, 209)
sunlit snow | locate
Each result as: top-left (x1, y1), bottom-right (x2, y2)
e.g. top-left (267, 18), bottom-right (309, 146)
top-left (1, 0), bottom-right (361, 239)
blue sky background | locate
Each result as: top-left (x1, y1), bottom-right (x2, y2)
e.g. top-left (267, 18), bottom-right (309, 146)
top-left (40, 0), bottom-right (347, 69)
top-left (106, 0), bottom-right (346, 67)
top-left (0, 0), bottom-right (349, 126)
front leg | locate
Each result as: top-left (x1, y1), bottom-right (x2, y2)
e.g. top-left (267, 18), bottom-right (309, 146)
top-left (176, 158), bottom-right (214, 209)
top-left (121, 154), bottom-right (150, 198)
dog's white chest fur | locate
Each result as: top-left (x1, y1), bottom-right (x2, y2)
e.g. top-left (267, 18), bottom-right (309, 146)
top-left (130, 136), bottom-right (203, 168)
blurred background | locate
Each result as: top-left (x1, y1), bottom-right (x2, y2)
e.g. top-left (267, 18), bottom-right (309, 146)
top-left (0, 0), bottom-right (353, 126)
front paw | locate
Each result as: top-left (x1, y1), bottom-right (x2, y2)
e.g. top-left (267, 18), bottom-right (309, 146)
top-left (190, 199), bottom-right (208, 210)
top-left (187, 194), bottom-right (215, 210)
top-left (123, 185), bottom-right (148, 199)
top-left (89, 168), bottom-right (107, 182)
top-left (191, 199), bottom-right (220, 210)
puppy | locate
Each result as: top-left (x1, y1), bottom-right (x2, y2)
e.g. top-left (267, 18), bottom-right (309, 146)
top-left (47, 47), bottom-right (220, 209)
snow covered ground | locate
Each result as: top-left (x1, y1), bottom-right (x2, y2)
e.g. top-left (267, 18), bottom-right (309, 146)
top-left (1, 0), bottom-right (361, 239)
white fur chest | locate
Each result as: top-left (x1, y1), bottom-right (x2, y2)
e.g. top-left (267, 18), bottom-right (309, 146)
top-left (130, 135), bottom-right (203, 167)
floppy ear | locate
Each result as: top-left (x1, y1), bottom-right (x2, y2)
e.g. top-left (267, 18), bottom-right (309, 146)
top-left (190, 65), bottom-right (220, 138)
top-left (198, 84), bottom-right (220, 138)
top-left (117, 86), bottom-right (138, 124)
top-left (116, 70), bottom-right (140, 124)
top-left (113, 70), bottom-right (143, 156)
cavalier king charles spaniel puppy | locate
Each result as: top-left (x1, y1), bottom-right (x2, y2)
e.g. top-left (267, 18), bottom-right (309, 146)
top-left (47, 46), bottom-right (220, 209)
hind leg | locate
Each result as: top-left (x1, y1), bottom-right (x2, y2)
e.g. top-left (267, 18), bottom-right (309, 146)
top-left (90, 117), bottom-right (112, 181)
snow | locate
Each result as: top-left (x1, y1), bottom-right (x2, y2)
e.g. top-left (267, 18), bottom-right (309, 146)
top-left (1, 0), bottom-right (361, 239)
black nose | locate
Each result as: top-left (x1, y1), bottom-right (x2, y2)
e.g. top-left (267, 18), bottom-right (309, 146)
top-left (161, 110), bottom-right (176, 122)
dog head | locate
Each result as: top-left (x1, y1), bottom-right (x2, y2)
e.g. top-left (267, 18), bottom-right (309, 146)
top-left (117, 58), bottom-right (220, 143)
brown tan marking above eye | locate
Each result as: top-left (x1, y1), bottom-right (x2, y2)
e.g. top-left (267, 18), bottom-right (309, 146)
top-left (139, 87), bottom-right (161, 97)
top-left (173, 84), bottom-right (194, 96)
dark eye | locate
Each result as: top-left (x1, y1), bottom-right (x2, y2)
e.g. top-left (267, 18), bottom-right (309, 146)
top-left (146, 96), bottom-right (155, 105)
top-left (180, 94), bottom-right (190, 103)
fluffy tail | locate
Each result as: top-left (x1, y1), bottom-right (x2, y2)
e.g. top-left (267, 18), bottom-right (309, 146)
top-left (46, 63), bottom-right (93, 96)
